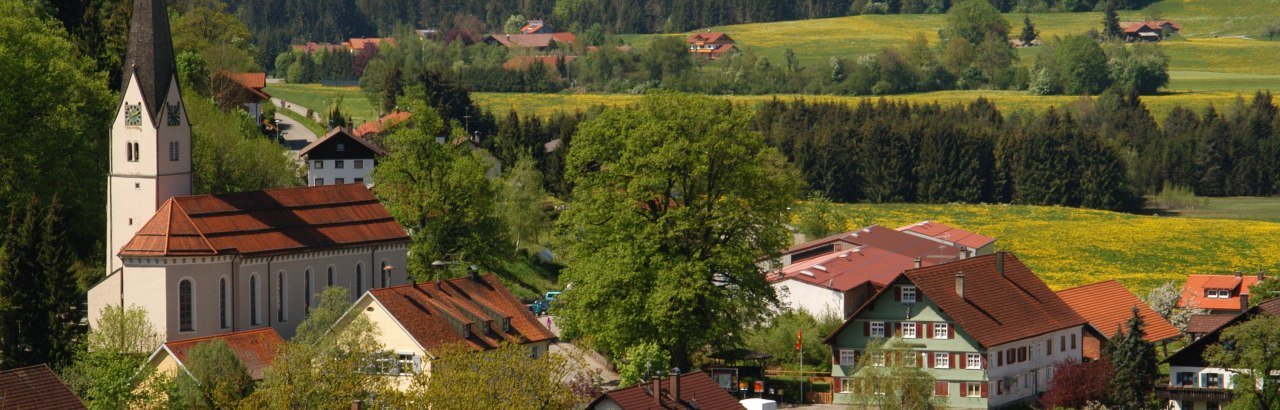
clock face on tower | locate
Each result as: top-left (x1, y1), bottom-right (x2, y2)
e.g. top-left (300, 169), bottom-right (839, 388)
top-left (167, 102), bottom-right (181, 126)
top-left (125, 104), bottom-right (142, 127)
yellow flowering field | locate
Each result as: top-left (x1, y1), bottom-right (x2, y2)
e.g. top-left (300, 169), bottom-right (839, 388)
top-left (832, 203), bottom-right (1280, 295)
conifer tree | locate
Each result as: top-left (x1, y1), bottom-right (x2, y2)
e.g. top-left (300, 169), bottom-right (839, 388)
top-left (39, 196), bottom-right (83, 370)
top-left (1194, 107), bottom-right (1230, 196)
top-left (1105, 306), bottom-right (1157, 409)
top-left (1103, 0), bottom-right (1123, 40)
top-left (1020, 15), bottom-right (1039, 45)
top-left (0, 200), bottom-right (42, 369)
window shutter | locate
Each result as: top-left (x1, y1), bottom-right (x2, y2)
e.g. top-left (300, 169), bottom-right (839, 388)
top-left (925, 323), bottom-right (933, 338)
top-left (894, 322), bottom-right (902, 336)
top-left (948, 325), bottom-right (954, 339)
top-left (981, 382), bottom-right (989, 398)
top-left (981, 354), bottom-right (988, 369)
top-left (864, 321), bottom-right (870, 336)
top-left (935, 381), bottom-right (948, 397)
top-left (895, 287), bottom-right (901, 301)
top-left (952, 353), bottom-right (959, 369)
top-left (959, 382), bottom-right (968, 396)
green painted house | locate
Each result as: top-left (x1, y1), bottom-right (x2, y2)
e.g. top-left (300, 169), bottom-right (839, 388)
top-left (824, 252), bottom-right (1090, 408)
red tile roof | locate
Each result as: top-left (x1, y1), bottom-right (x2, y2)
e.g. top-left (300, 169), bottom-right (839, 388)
top-left (353, 111), bottom-right (411, 137)
top-left (1056, 280), bottom-right (1181, 343)
top-left (786, 225), bottom-right (968, 265)
top-left (687, 32), bottom-right (733, 45)
top-left (588, 371), bottom-right (744, 410)
top-left (896, 220), bottom-right (995, 250)
top-left (158, 328), bottom-right (284, 380)
top-left (367, 274), bottom-right (555, 352)
top-left (830, 253), bottom-right (1087, 348)
top-left (770, 246), bottom-right (932, 292)
top-left (1178, 274), bottom-right (1263, 311)
top-left (0, 364), bottom-right (85, 410)
top-left (221, 72), bottom-right (266, 89)
top-left (118, 184), bottom-right (409, 258)
top-left (1184, 314), bottom-right (1234, 335)
top-left (344, 37), bottom-right (394, 51)
top-left (1164, 298), bottom-right (1280, 366)
top-left (298, 126), bottom-right (386, 157)
top-left (484, 33), bottom-right (575, 48)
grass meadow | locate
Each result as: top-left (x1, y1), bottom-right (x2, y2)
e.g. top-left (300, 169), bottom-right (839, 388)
top-left (827, 202), bottom-right (1280, 295)
top-left (267, 84), bottom-right (382, 124)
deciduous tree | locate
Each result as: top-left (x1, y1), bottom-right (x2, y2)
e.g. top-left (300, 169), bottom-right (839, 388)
top-left (556, 92), bottom-right (801, 370)
top-left (846, 339), bottom-right (942, 410)
top-left (167, 339), bottom-right (253, 409)
top-left (382, 342), bottom-right (585, 409)
top-left (1206, 315), bottom-right (1280, 410)
top-left (1040, 358), bottom-right (1114, 409)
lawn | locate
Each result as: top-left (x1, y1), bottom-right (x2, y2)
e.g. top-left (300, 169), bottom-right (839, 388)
top-left (827, 203), bottom-right (1280, 295)
top-left (1154, 196), bottom-right (1280, 222)
top-left (266, 83), bottom-right (381, 124)
top-left (473, 90), bottom-right (1273, 120)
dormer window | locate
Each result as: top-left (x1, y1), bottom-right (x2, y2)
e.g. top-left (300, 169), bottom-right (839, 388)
top-left (463, 324), bottom-right (473, 338)
top-left (1206, 289), bottom-right (1231, 299)
top-left (484, 320), bottom-right (495, 335)
top-left (901, 286), bottom-right (917, 304)
top-left (502, 317), bottom-right (511, 332)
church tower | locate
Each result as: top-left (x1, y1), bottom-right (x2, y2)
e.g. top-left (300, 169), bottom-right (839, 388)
top-left (107, 0), bottom-right (191, 273)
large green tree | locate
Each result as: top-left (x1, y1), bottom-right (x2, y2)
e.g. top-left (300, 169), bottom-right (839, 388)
top-left (62, 305), bottom-right (163, 410)
top-left (167, 339), bottom-right (254, 409)
top-left (371, 91), bottom-right (507, 275)
top-left (0, 197), bottom-right (82, 371)
top-left (187, 95), bottom-right (303, 194)
top-left (1206, 315), bottom-right (1280, 410)
top-left (497, 154), bottom-right (551, 252)
top-left (555, 92), bottom-right (801, 370)
top-left (381, 342), bottom-right (586, 409)
top-left (1053, 35), bottom-right (1111, 95)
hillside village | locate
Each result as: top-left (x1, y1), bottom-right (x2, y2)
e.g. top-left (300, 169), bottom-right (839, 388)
top-left (2, 0), bottom-right (1280, 409)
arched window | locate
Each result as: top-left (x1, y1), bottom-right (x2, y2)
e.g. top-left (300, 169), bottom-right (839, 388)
top-left (250, 274), bottom-right (259, 325)
top-left (131, 142), bottom-right (140, 162)
top-left (179, 279), bottom-right (194, 332)
top-left (327, 266), bottom-right (335, 288)
top-left (380, 261), bottom-right (389, 288)
top-left (125, 141), bottom-right (134, 162)
top-left (219, 277), bottom-right (228, 329)
top-left (277, 271), bottom-right (286, 322)
top-left (304, 269), bottom-right (312, 315)
top-left (355, 264), bottom-right (364, 297)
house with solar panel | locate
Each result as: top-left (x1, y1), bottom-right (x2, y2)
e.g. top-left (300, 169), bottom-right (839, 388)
top-left (87, 0), bottom-right (409, 342)
top-left (823, 252), bottom-right (1091, 408)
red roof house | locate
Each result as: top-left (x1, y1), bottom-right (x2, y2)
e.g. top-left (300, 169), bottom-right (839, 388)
top-left (687, 32), bottom-right (736, 59)
top-left (783, 225), bottom-right (969, 266)
top-left (353, 111), bottom-right (412, 139)
top-left (896, 220), bottom-right (996, 256)
top-left (0, 364), bottom-right (85, 410)
top-left (1057, 280), bottom-right (1182, 359)
top-left (146, 328), bottom-right (284, 380)
top-left (770, 245), bottom-right (935, 318)
top-left (1178, 272), bottom-right (1263, 313)
top-left (482, 33), bottom-right (575, 49)
top-left (587, 371), bottom-right (744, 410)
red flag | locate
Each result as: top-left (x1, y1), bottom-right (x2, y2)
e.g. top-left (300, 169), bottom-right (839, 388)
top-left (795, 328), bottom-right (803, 351)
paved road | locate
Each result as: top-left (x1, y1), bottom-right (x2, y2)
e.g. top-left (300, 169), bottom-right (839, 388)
top-left (269, 99), bottom-right (317, 153)
top-left (540, 315), bottom-right (621, 387)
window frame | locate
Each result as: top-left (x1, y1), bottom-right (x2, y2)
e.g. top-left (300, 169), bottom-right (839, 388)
top-left (933, 323), bottom-right (949, 339)
top-left (966, 382), bottom-right (982, 397)
top-left (934, 352), bottom-right (949, 369)
top-left (179, 278), bottom-right (195, 332)
top-left (967, 353), bottom-right (982, 369)
top-left (839, 349), bottom-right (858, 365)
top-left (219, 277), bottom-right (229, 329)
top-left (901, 285), bottom-right (917, 304)
top-left (250, 274), bottom-right (260, 326)
top-left (870, 321), bottom-right (886, 338)
top-left (313, 160), bottom-right (324, 169)
top-left (276, 271), bottom-right (287, 322)
top-left (335, 160), bottom-right (345, 169)
top-left (901, 322), bottom-right (917, 338)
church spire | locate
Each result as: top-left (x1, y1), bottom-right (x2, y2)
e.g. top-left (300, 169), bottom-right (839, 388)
top-left (122, 0), bottom-right (176, 117)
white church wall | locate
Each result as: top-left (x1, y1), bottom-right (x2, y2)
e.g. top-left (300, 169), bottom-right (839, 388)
top-left (163, 258), bottom-right (234, 340)
top-left (155, 76), bottom-right (191, 178)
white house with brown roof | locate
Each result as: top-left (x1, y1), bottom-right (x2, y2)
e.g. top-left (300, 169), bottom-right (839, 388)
top-left (825, 252), bottom-right (1089, 408)
top-left (89, 0), bottom-right (410, 343)
top-left (299, 127), bottom-right (385, 188)
top-left (331, 273), bottom-right (555, 386)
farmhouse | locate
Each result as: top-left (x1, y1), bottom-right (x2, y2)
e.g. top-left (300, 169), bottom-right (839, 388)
top-left (586, 371), bottom-right (744, 410)
top-left (1177, 271), bottom-right (1263, 314)
top-left (897, 220), bottom-right (996, 258)
top-left (353, 111), bottom-right (411, 140)
top-left (1160, 298), bottom-right (1280, 410)
top-left (825, 252), bottom-right (1088, 408)
top-left (144, 327), bottom-right (283, 381)
top-left (331, 273), bottom-right (555, 386)
top-left (1121, 20), bottom-right (1182, 42)
top-left (299, 126), bottom-right (385, 188)
top-left (1056, 280), bottom-right (1181, 359)
top-left (687, 32), bottom-right (735, 59)
top-left (211, 71), bottom-right (270, 122)
top-left (781, 224), bottom-right (970, 267)
top-left (482, 33), bottom-right (576, 50)
top-left (770, 244), bottom-right (932, 319)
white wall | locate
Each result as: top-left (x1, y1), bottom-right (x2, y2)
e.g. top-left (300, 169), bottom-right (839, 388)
top-left (986, 326), bottom-right (1083, 407)
top-left (307, 158), bottom-right (374, 187)
top-left (773, 278), bottom-right (843, 319)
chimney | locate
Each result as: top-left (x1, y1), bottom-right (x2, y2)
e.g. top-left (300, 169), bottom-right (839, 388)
top-left (1242, 293), bottom-right (1250, 311)
top-left (671, 367), bottom-right (682, 404)
top-left (1236, 269), bottom-right (1243, 278)
top-left (955, 271), bottom-right (965, 299)
top-left (996, 252), bottom-right (1005, 278)
top-left (913, 257), bottom-right (922, 269)
top-left (652, 376), bottom-right (662, 406)
top-left (1259, 271), bottom-right (1265, 281)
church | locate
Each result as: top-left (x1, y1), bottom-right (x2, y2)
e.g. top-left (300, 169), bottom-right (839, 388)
top-left (87, 0), bottom-right (409, 341)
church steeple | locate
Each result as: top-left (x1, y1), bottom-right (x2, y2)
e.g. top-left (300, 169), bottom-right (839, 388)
top-left (122, 0), bottom-right (176, 118)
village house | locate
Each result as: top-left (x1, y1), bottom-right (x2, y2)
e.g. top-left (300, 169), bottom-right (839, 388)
top-left (353, 111), bottom-right (411, 141)
top-left (781, 224), bottom-right (972, 267)
top-left (896, 221), bottom-right (996, 258)
top-left (1184, 314), bottom-right (1234, 341)
top-left (330, 273), bottom-right (555, 387)
top-left (1056, 280), bottom-right (1182, 359)
top-left (587, 371), bottom-right (744, 410)
top-left (300, 127), bottom-right (385, 188)
top-left (291, 38), bottom-right (396, 54)
top-left (211, 71), bottom-right (270, 122)
top-left (482, 33), bottom-right (576, 50)
top-left (1160, 298), bottom-right (1280, 410)
top-left (0, 364), bottom-right (86, 409)
top-left (770, 245), bottom-right (933, 319)
top-left (1178, 271), bottom-right (1263, 314)
top-left (520, 19), bottom-right (552, 34)
top-left (687, 32), bottom-right (736, 59)
top-left (1121, 20), bottom-right (1183, 42)
top-left (138, 327), bottom-right (284, 397)
top-left (824, 252), bottom-right (1089, 408)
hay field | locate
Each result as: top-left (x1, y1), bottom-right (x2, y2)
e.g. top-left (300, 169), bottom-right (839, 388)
top-left (830, 203), bottom-right (1280, 294)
